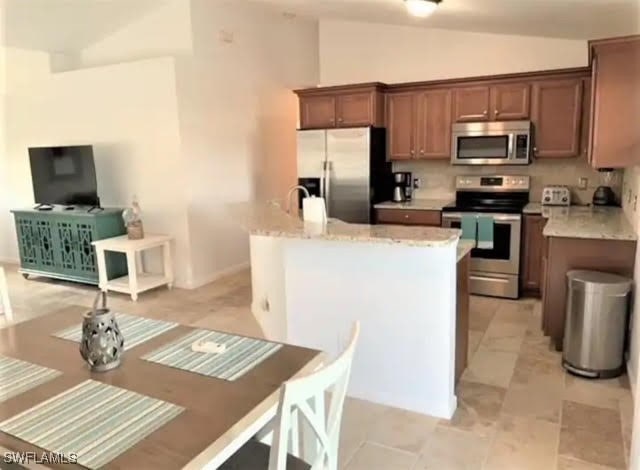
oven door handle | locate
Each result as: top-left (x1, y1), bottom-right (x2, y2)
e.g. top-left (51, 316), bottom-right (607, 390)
top-left (441, 212), bottom-right (522, 222)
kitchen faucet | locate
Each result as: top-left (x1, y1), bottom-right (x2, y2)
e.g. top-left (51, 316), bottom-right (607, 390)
top-left (286, 185), bottom-right (310, 214)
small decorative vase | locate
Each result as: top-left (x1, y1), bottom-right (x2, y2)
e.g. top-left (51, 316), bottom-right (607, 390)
top-left (80, 292), bottom-right (124, 372)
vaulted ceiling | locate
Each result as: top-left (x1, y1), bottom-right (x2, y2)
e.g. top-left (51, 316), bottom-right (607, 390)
top-left (1, 0), bottom-right (164, 51)
top-left (252, 0), bottom-right (640, 39)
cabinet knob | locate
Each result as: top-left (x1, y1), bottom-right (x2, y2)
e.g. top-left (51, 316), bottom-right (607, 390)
top-left (494, 109), bottom-right (499, 115)
top-left (410, 149), bottom-right (415, 155)
top-left (420, 149), bottom-right (425, 154)
top-left (483, 110), bottom-right (488, 116)
top-left (337, 117), bottom-right (343, 123)
top-left (404, 214), bottom-right (410, 219)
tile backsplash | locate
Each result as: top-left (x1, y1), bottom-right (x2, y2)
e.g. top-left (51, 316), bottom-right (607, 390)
top-left (393, 157), bottom-right (623, 205)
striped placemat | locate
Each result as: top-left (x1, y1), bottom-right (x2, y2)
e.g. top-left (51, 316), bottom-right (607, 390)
top-left (142, 329), bottom-right (282, 381)
top-left (0, 380), bottom-right (184, 469)
top-left (0, 356), bottom-right (61, 404)
top-left (53, 313), bottom-right (178, 350)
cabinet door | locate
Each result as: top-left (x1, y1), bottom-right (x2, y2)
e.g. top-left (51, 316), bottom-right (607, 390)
top-left (416, 89), bottom-right (452, 159)
top-left (453, 86), bottom-right (490, 122)
top-left (54, 219), bottom-right (98, 278)
top-left (521, 215), bottom-right (545, 293)
top-left (589, 38), bottom-right (640, 168)
top-left (386, 93), bottom-right (416, 160)
top-left (299, 95), bottom-right (336, 129)
top-left (531, 79), bottom-right (583, 158)
top-left (490, 83), bottom-right (530, 120)
top-left (336, 92), bottom-right (373, 127)
top-left (14, 216), bottom-right (43, 271)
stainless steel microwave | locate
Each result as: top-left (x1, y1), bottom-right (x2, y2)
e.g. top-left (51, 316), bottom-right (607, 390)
top-left (451, 120), bottom-right (532, 165)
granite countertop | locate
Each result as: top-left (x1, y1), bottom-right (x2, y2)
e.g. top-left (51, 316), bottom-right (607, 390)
top-left (542, 206), bottom-right (636, 241)
top-left (374, 199), bottom-right (453, 211)
top-left (236, 202), bottom-right (461, 247)
top-left (523, 202), bottom-right (542, 214)
top-left (457, 239), bottom-right (475, 262)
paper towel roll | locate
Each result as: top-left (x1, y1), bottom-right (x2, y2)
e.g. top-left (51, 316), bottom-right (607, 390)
top-left (303, 196), bottom-right (327, 223)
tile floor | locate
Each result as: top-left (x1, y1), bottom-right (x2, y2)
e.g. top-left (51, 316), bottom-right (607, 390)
top-left (1, 264), bottom-right (633, 470)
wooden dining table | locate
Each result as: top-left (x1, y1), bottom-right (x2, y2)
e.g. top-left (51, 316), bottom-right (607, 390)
top-left (0, 307), bottom-right (323, 469)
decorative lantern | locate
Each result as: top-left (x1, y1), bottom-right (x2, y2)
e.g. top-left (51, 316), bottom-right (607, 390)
top-left (80, 292), bottom-right (124, 372)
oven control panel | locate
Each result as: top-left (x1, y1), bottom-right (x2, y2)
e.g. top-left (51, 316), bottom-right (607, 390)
top-left (456, 175), bottom-right (530, 191)
top-left (542, 186), bottom-right (571, 206)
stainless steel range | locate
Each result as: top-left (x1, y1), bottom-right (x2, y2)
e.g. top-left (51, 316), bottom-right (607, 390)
top-left (442, 175), bottom-right (530, 299)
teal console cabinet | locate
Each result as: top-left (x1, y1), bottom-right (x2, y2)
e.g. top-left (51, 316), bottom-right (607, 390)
top-left (11, 208), bottom-right (128, 285)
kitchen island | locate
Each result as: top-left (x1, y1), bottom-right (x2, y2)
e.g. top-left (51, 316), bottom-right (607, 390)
top-left (240, 203), bottom-right (470, 419)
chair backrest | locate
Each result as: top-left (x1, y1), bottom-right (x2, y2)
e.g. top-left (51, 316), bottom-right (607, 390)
top-left (268, 322), bottom-right (360, 470)
top-left (0, 267), bottom-right (12, 322)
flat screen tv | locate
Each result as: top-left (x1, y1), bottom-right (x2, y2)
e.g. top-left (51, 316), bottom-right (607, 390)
top-left (29, 145), bottom-right (99, 207)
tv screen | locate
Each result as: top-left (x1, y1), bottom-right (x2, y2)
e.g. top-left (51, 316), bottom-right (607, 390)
top-left (28, 145), bottom-right (99, 206)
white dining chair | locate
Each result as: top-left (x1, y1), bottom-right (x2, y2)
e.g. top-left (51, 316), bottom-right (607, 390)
top-left (220, 322), bottom-right (360, 470)
top-left (0, 267), bottom-right (13, 323)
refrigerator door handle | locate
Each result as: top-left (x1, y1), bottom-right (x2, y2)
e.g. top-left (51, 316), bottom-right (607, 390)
top-left (323, 161), bottom-right (332, 217)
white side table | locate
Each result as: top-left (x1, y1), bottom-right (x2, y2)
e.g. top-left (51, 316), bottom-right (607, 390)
top-left (92, 234), bottom-right (174, 301)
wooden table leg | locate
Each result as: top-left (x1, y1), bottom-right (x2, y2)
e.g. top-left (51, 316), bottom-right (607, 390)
top-left (126, 250), bottom-right (139, 301)
top-left (95, 247), bottom-right (108, 293)
top-left (163, 242), bottom-right (174, 289)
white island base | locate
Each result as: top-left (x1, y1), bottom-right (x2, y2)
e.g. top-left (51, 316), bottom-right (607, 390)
top-left (251, 234), bottom-right (459, 419)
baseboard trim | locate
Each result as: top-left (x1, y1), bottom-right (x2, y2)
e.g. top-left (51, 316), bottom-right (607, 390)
top-left (187, 262), bottom-right (250, 289)
top-left (0, 258), bottom-right (19, 266)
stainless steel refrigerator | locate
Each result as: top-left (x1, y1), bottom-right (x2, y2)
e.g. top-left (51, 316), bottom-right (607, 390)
top-left (296, 127), bottom-right (391, 224)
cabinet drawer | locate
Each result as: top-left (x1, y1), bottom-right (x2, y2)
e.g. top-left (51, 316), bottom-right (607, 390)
top-left (376, 209), bottom-right (442, 226)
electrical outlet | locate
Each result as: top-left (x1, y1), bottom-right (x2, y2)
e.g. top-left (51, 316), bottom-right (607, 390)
top-left (578, 177), bottom-right (588, 190)
top-left (413, 178), bottom-right (421, 189)
top-left (219, 30), bottom-right (234, 44)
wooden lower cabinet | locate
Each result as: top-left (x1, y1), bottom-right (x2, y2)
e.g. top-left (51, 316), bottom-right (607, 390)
top-left (521, 215), bottom-right (546, 295)
top-left (541, 237), bottom-right (636, 350)
top-left (456, 253), bottom-right (470, 386)
top-left (375, 209), bottom-right (442, 226)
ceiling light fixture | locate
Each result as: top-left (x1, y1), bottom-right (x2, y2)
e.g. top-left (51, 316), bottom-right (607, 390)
top-left (405, 0), bottom-right (442, 18)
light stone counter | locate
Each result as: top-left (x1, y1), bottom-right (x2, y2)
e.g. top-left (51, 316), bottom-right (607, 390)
top-left (542, 206), bottom-right (636, 241)
top-left (374, 199), bottom-right (453, 211)
top-left (238, 203), bottom-right (460, 247)
top-left (457, 240), bottom-right (474, 262)
top-left (523, 202), bottom-right (543, 214)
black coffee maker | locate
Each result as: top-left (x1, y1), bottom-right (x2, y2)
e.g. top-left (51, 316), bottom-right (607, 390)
top-left (392, 172), bottom-right (412, 202)
top-left (592, 169), bottom-right (617, 206)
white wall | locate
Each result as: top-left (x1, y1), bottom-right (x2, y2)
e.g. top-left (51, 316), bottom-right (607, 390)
top-left (318, 20), bottom-right (588, 85)
top-left (1, 0), bottom-right (319, 288)
top-left (2, 51), bottom-right (192, 285)
top-left (176, 0), bottom-right (318, 286)
top-left (79, 0), bottom-right (193, 69)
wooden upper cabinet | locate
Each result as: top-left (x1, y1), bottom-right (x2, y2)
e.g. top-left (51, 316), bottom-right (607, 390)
top-left (296, 84), bottom-right (385, 130)
top-left (336, 92), bottom-right (378, 127)
top-left (490, 83), bottom-right (530, 120)
top-left (416, 89), bottom-right (452, 159)
top-left (386, 93), bottom-right (416, 160)
top-left (299, 95), bottom-right (336, 129)
top-left (531, 79), bottom-right (583, 158)
top-left (453, 86), bottom-right (490, 122)
top-left (589, 36), bottom-right (640, 169)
